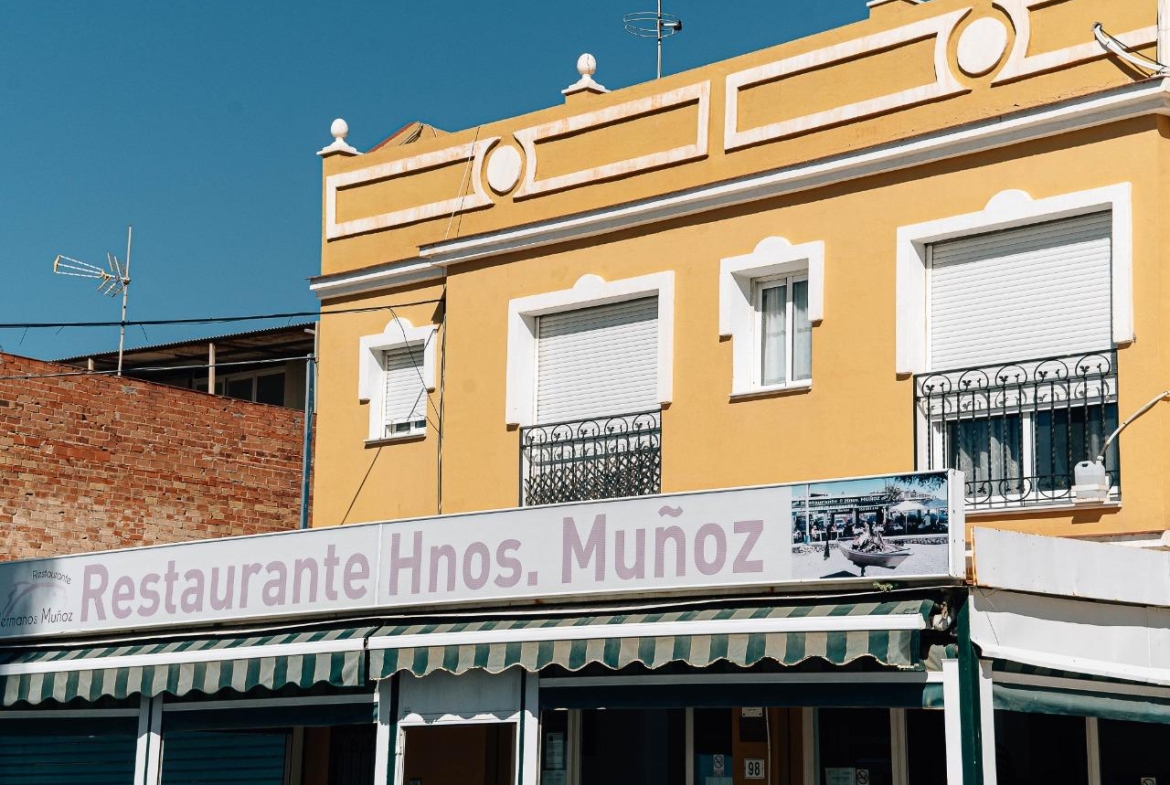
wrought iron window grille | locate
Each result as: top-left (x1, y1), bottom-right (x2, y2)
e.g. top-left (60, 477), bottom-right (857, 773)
top-left (915, 350), bottom-right (1119, 509)
top-left (520, 409), bottom-right (662, 507)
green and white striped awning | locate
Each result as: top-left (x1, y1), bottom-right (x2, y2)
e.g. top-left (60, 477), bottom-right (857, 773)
top-left (990, 659), bottom-right (1170, 725)
top-left (0, 625), bottom-right (374, 707)
top-left (369, 599), bottom-right (934, 679)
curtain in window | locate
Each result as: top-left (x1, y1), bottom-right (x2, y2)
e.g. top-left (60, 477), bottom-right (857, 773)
top-left (792, 280), bottom-right (812, 381)
top-left (947, 415), bottom-right (1023, 496)
top-left (1035, 404), bottom-right (1119, 491)
top-left (761, 284), bottom-right (787, 386)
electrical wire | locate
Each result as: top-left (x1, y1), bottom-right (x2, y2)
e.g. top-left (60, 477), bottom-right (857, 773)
top-left (0, 300), bottom-right (443, 331)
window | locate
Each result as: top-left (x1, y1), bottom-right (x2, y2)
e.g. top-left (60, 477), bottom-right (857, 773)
top-left (916, 211), bottom-right (1121, 508)
top-left (508, 273), bottom-right (672, 506)
top-left (719, 237), bottom-right (823, 397)
top-left (358, 318), bottom-right (437, 443)
top-left (380, 346), bottom-right (428, 439)
top-left (535, 298), bottom-right (659, 424)
top-left (195, 370), bottom-right (286, 406)
top-left (756, 274), bottom-right (811, 387)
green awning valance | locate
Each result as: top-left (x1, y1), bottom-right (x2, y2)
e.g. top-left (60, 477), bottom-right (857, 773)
top-left (369, 599), bottom-right (934, 679)
top-left (991, 660), bottom-right (1170, 725)
top-left (0, 625), bottom-right (374, 707)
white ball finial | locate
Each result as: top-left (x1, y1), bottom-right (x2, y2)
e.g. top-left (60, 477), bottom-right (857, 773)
top-left (564, 53), bottom-right (608, 96)
top-left (577, 53), bottom-right (597, 77)
top-left (318, 117), bottom-right (358, 157)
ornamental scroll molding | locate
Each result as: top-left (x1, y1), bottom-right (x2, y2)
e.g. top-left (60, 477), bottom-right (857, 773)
top-left (992, 0), bottom-right (1157, 84)
top-left (724, 9), bottom-right (970, 150)
top-left (325, 138), bottom-right (498, 240)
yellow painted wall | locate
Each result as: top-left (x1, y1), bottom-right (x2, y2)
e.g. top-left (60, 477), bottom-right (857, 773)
top-left (312, 0), bottom-right (1170, 542)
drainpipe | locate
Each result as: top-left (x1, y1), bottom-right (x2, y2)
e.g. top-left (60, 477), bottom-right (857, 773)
top-left (957, 598), bottom-right (984, 785)
top-left (299, 325), bottom-right (318, 530)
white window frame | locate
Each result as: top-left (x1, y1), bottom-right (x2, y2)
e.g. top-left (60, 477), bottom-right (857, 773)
top-left (719, 237), bottom-right (824, 398)
top-left (895, 185), bottom-right (1134, 375)
top-left (505, 272), bottom-right (675, 427)
top-left (198, 367), bottom-right (285, 402)
top-left (753, 272), bottom-right (811, 390)
top-left (358, 318), bottom-right (437, 443)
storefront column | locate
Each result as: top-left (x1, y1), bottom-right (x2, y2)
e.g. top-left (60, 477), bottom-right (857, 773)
top-left (943, 660), bottom-right (964, 785)
top-left (133, 694), bottom-right (163, 785)
top-left (374, 677), bottom-right (399, 785)
top-left (520, 673), bottom-right (540, 785)
top-left (977, 661), bottom-right (996, 785)
top-left (1085, 717), bottom-right (1102, 785)
top-left (957, 600), bottom-right (984, 785)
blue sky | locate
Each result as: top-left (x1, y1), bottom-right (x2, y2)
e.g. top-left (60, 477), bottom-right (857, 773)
top-left (0, 1), bottom-right (866, 361)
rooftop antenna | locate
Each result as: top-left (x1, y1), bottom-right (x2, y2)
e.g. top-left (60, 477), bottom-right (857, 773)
top-left (624, 0), bottom-right (683, 79)
top-left (52, 226), bottom-right (133, 376)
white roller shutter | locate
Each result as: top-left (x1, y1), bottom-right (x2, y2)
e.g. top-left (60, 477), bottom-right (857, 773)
top-left (929, 212), bottom-right (1112, 371)
top-left (382, 346), bottom-right (427, 435)
top-left (536, 297), bottom-right (658, 423)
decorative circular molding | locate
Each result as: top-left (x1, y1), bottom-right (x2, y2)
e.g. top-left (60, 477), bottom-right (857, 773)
top-left (486, 144), bottom-right (523, 195)
top-left (956, 17), bottom-right (1010, 77)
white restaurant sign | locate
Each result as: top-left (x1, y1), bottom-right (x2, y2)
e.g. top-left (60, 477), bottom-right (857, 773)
top-left (0, 471), bottom-right (963, 641)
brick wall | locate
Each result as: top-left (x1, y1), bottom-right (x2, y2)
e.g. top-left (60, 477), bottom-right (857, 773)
top-left (0, 353), bottom-right (308, 561)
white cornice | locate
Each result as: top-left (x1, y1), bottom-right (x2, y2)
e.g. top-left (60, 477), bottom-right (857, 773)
top-left (310, 258), bottom-right (444, 301)
top-left (421, 79), bottom-right (1170, 267)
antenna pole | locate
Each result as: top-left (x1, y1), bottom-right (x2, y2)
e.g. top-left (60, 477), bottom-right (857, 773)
top-left (118, 225), bottom-right (132, 377)
top-left (656, 0), bottom-right (663, 79)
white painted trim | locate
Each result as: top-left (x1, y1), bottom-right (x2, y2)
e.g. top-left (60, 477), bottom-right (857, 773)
top-left (995, 0), bottom-right (1157, 84)
top-left (1161, 0), bottom-right (1170, 67)
top-left (941, 659), bottom-right (963, 785)
top-left (719, 237), bottom-right (824, 396)
top-left (505, 272), bottom-right (675, 427)
top-left (514, 83), bottom-right (710, 199)
top-left (890, 708), bottom-right (909, 785)
top-left (1086, 717), bottom-right (1102, 785)
top-left (993, 669), bottom-right (1170, 700)
top-left (398, 712), bottom-right (522, 727)
top-left (0, 636), bottom-right (365, 676)
top-left (375, 679), bottom-right (395, 785)
top-left (725, 10), bottom-right (968, 149)
top-left (420, 80), bottom-right (1170, 268)
top-left (163, 693), bottom-right (376, 712)
top-left (369, 613), bottom-right (926, 651)
top-left (145, 697), bottom-right (163, 785)
top-left (134, 696), bottom-right (154, 785)
top-left (325, 137), bottom-right (498, 240)
top-left (359, 317), bottom-right (438, 441)
top-left (895, 184), bottom-right (1134, 374)
top-left (978, 660), bottom-right (997, 785)
top-left (980, 641), bottom-right (1170, 687)
top-left (539, 672), bottom-right (941, 688)
top-left (802, 708), bottom-right (817, 785)
top-left (310, 259), bottom-right (443, 301)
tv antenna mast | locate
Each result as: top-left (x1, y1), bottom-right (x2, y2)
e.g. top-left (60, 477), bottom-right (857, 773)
top-left (624, 0), bottom-right (683, 79)
top-left (52, 226), bottom-right (134, 376)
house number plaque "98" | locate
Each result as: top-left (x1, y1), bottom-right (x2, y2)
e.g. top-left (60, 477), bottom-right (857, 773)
top-left (744, 759), bottom-right (765, 780)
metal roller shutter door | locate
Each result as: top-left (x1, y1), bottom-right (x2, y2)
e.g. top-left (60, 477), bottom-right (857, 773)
top-left (929, 212), bottom-right (1113, 371)
top-left (161, 730), bottom-right (288, 785)
top-left (0, 733), bottom-right (137, 784)
top-left (536, 297), bottom-right (658, 424)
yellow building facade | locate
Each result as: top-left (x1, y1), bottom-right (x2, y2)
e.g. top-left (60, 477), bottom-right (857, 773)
top-left (312, 0), bottom-right (1170, 543)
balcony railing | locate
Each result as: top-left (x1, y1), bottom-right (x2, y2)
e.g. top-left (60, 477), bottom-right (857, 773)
top-left (520, 410), bottom-right (662, 507)
top-left (915, 350), bottom-right (1119, 510)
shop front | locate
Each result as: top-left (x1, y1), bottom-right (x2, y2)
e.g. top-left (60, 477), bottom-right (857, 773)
top-left (0, 472), bottom-right (971, 784)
